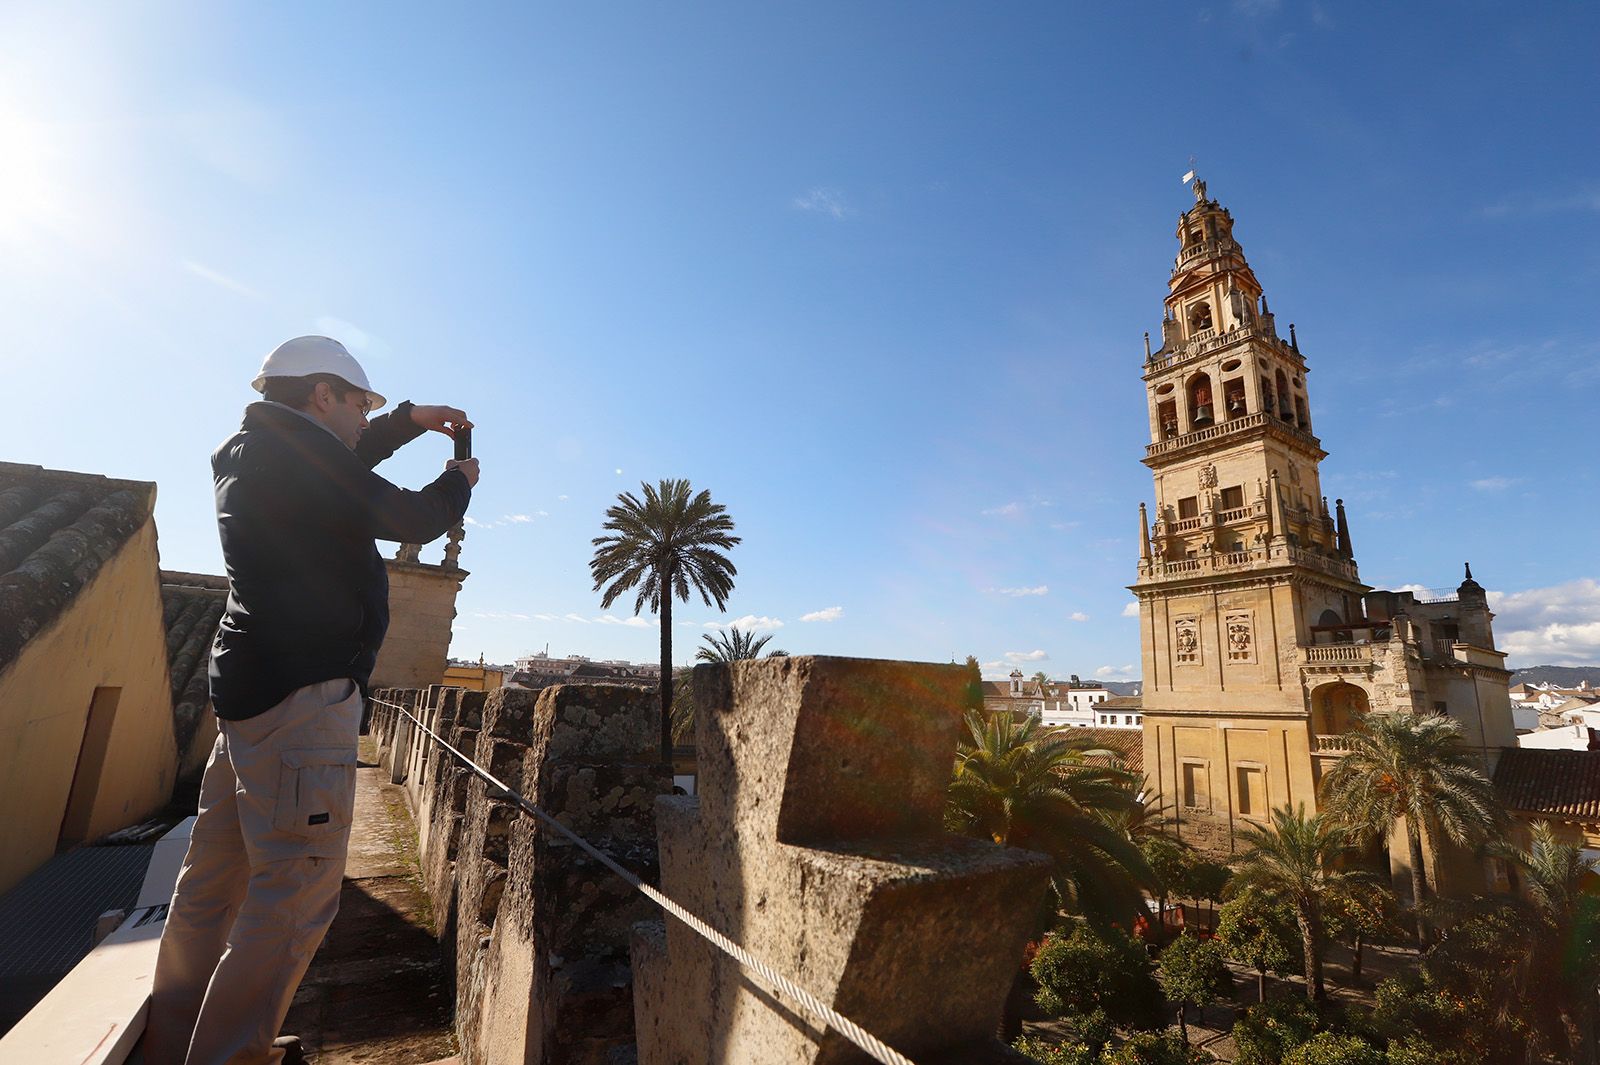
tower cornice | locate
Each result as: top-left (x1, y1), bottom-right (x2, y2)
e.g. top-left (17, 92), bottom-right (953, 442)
top-left (1141, 410), bottom-right (1326, 467)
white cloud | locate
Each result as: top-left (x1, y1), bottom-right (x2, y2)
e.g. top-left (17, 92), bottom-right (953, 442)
top-left (1480, 188), bottom-right (1600, 219)
top-left (615, 468), bottom-right (623, 475)
top-left (1094, 665), bottom-right (1138, 680)
top-left (800, 606), bottom-right (843, 622)
top-left (504, 514), bottom-right (534, 523)
top-left (793, 187), bottom-right (850, 219)
top-left (1004, 649), bottom-right (1049, 663)
top-left (993, 585), bottom-right (1049, 598)
top-left (181, 259), bottom-right (265, 301)
top-left (1121, 602), bottom-right (1140, 618)
top-left (558, 494), bottom-right (570, 501)
top-left (473, 610), bottom-right (532, 621)
top-left (464, 516), bottom-right (489, 528)
top-left (1488, 579), bottom-right (1600, 667)
top-left (706, 615), bottom-right (785, 632)
top-left (1470, 476), bottom-right (1515, 492)
top-left (1069, 612), bottom-right (1089, 622)
top-left (982, 502), bottom-right (1022, 517)
top-left (563, 613), bottom-right (592, 624)
top-left (598, 614), bottom-right (652, 628)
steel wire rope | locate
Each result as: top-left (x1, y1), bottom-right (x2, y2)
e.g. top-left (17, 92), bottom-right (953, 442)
top-left (370, 697), bottom-right (918, 1065)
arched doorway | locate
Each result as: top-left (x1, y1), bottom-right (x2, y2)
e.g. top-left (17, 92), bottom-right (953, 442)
top-left (1311, 682), bottom-right (1371, 736)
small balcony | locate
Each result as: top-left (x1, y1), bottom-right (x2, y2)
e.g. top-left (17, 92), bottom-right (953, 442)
top-left (1313, 734), bottom-right (1352, 755)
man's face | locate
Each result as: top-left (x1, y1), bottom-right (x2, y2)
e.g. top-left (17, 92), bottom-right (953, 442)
top-left (320, 383), bottom-right (371, 449)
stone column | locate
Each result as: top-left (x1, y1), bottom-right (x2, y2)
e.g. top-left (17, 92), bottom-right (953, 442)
top-left (633, 656), bottom-right (1052, 1064)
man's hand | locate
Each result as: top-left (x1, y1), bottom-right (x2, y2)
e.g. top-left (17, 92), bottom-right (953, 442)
top-left (446, 458), bottom-right (480, 487)
top-left (411, 404), bottom-right (473, 437)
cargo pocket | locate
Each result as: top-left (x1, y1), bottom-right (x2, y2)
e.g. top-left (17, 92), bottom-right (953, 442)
top-left (273, 747), bottom-right (357, 837)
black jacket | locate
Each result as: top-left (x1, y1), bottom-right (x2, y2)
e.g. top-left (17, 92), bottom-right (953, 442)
top-left (208, 401), bottom-right (472, 720)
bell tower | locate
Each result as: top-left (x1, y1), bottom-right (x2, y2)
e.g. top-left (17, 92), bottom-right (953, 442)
top-left (1134, 178), bottom-right (1370, 853)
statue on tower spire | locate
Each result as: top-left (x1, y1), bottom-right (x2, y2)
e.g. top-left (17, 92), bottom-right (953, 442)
top-left (1192, 176), bottom-right (1207, 203)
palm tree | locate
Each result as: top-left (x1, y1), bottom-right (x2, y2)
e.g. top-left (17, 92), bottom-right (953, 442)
top-left (1480, 822), bottom-right (1600, 1063)
top-left (696, 628), bottom-right (786, 662)
top-left (947, 710), bottom-right (1158, 1043)
top-left (1233, 804), bottom-right (1368, 1001)
top-left (1319, 710), bottom-right (1504, 945)
top-left (668, 629), bottom-right (788, 745)
top-left (946, 711), bottom-right (1156, 924)
top-left (590, 479), bottom-right (739, 761)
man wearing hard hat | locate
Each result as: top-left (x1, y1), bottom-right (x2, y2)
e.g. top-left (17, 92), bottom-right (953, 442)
top-left (146, 337), bottom-right (479, 1065)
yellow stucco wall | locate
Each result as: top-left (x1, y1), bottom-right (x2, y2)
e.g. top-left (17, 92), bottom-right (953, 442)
top-left (442, 664), bottom-right (505, 691)
top-left (0, 520), bottom-right (177, 895)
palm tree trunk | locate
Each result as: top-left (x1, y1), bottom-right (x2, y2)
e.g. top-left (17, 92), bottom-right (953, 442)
top-left (1407, 818), bottom-right (1429, 947)
top-left (1297, 905), bottom-right (1324, 1001)
top-left (1177, 1002), bottom-right (1187, 1043)
top-left (1351, 931), bottom-right (1364, 983)
top-left (659, 583), bottom-right (674, 764)
top-left (1256, 966), bottom-right (1266, 1004)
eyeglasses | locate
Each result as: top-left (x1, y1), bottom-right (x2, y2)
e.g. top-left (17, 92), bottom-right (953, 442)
top-left (342, 391), bottom-right (373, 416)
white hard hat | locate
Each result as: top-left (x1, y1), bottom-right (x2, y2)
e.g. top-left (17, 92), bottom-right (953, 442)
top-left (251, 335), bottom-right (387, 411)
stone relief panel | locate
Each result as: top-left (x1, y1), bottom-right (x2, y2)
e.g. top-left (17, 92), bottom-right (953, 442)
top-left (1198, 463), bottom-right (1218, 489)
top-left (1224, 610), bottom-right (1255, 664)
top-left (1175, 615), bottom-right (1201, 666)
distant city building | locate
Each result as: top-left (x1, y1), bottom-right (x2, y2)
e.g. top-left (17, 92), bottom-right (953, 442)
top-left (981, 670), bottom-right (1126, 728)
top-left (508, 649), bottom-right (660, 691)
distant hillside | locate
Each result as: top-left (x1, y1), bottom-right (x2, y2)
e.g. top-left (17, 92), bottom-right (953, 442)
top-left (1511, 665), bottom-right (1600, 689)
top-left (1102, 681), bottom-right (1142, 697)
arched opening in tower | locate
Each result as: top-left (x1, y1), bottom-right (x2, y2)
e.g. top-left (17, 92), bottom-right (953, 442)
top-left (1187, 373), bottom-right (1214, 427)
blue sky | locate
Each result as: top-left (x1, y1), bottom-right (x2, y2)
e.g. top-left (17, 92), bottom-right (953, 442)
top-left (3, 2), bottom-right (1596, 675)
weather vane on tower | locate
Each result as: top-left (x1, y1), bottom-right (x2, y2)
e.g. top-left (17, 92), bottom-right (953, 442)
top-left (1182, 156), bottom-right (1205, 202)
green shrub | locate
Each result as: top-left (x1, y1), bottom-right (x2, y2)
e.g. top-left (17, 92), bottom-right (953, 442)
top-left (1230, 995), bottom-right (1318, 1065)
top-left (1102, 1030), bottom-right (1215, 1064)
top-left (1280, 1032), bottom-right (1384, 1065)
top-left (1382, 1037), bottom-right (1454, 1065)
top-left (1030, 924), bottom-right (1165, 1029)
top-left (1012, 1035), bottom-right (1096, 1065)
top-left (1156, 930), bottom-right (1233, 1036)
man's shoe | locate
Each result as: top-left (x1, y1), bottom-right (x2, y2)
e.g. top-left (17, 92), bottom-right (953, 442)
top-left (273, 1035), bottom-right (309, 1064)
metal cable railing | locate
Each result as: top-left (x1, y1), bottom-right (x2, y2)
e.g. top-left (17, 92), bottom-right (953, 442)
top-left (371, 697), bottom-right (918, 1065)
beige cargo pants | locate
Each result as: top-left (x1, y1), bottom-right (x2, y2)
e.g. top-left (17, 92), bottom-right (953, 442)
top-left (146, 678), bottom-right (362, 1065)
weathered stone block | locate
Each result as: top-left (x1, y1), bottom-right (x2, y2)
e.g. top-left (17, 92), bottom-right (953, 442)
top-left (633, 656), bottom-right (1052, 1065)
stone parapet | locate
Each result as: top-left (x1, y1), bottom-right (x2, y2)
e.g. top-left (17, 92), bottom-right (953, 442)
top-left (632, 656), bottom-right (1051, 1064)
top-left (455, 684), bottom-right (672, 1065)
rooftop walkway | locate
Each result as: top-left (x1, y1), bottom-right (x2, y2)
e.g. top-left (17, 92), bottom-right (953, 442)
top-left (279, 736), bottom-right (457, 1063)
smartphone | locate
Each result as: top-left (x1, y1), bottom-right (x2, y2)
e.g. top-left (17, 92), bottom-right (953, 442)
top-left (454, 426), bottom-right (472, 461)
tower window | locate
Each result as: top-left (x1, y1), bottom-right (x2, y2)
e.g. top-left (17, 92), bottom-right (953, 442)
top-left (1189, 303), bottom-right (1213, 333)
top-left (1157, 400), bottom-right (1178, 439)
top-left (1178, 496), bottom-right (1199, 520)
top-left (1223, 378), bottom-right (1247, 418)
top-left (1188, 373), bottom-right (1214, 426)
top-left (1220, 485), bottom-right (1244, 510)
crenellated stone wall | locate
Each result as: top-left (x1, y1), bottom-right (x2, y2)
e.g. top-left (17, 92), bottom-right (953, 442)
top-left (371, 656), bottom-right (1054, 1065)
top-left (372, 681), bottom-right (670, 1065)
top-left (632, 655), bottom-right (1052, 1064)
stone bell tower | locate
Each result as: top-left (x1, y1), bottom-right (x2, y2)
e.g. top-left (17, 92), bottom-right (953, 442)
top-left (1133, 178), bottom-right (1370, 853)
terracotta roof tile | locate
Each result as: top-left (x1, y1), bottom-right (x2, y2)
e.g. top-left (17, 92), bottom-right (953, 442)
top-left (1493, 748), bottom-right (1600, 822)
top-left (0, 463), bottom-right (155, 678)
top-left (160, 571), bottom-right (227, 757)
top-left (1064, 727), bottom-right (1144, 774)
